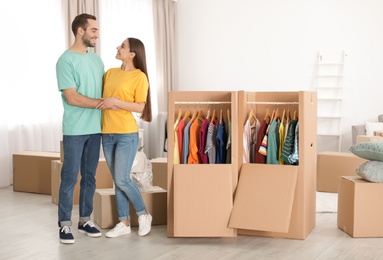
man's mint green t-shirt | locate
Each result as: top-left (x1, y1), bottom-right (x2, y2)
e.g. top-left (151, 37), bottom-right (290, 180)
top-left (56, 50), bottom-right (104, 135)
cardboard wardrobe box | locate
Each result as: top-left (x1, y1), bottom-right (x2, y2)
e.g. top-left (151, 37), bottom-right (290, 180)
top-left (13, 151), bottom-right (60, 195)
top-left (338, 176), bottom-right (383, 238)
top-left (150, 157), bottom-right (167, 190)
top-left (93, 187), bottom-right (167, 229)
top-left (51, 159), bottom-right (114, 205)
top-left (228, 91), bottom-right (317, 240)
top-left (356, 135), bottom-right (383, 144)
top-left (166, 91), bottom-right (238, 238)
top-left (316, 151), bottom-right (367, 193)
top-left (167, 91), bottom-right (316, 239)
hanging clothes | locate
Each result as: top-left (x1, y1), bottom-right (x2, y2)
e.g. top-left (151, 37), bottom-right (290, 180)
top-left (287, 121), bottom-right (299, 165)
top-left (226, 115), bottom-right (231, 164)
top-left (216, 121), bottom-right (227, 164)
top-left (249, 118), bottom-right (260, 163)
top-left (188, 119), bottom-right (201, 164)
top-left (266, 119), bottom-right (280, 165)
top-left (199, 118), bottom-right (210, 164)
top-left (281, 119), bottom-right (298, 165)
top-left (254, 118), bottom-right (268, 164)
top-left (173, 119), bottom-right (180, 164)
top-left (182, 121), bottom-right (192, 164)
top-left (242, 119), bottom-right (252, 163)
top-left (204, 121), bottom-right (217, 164)
top-left (176, 119), bottom-right (186, 163)
top-left (278, 120), bottom-right (286, 165)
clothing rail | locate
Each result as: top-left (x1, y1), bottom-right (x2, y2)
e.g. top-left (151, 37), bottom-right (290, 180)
top-left (175, 101), bottom-right (298, 105)
top-left (246, 101), bottom-right (299, 105)
top-left (174, 101), bottom-right (231, 105)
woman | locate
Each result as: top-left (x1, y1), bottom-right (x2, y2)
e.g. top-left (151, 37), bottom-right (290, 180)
top-left (97, 37), bottom-right (152, 237)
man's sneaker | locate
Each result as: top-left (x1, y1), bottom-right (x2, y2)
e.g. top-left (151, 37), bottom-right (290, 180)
top-left (78, 220), bottom-right (101, 237)
top-left (59, 226), bottom-right (75, 244)
top-left (138, 213), bottom-right (152, 237)
top-left (105, 222), bottom-right (131, 238)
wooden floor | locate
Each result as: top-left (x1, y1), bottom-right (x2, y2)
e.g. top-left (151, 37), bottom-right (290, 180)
top-left (2, 186), bottom-right (383, 260)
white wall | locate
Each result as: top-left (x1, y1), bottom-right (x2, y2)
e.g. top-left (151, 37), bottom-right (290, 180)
top-left (175, 0), bottom-right (383, 152)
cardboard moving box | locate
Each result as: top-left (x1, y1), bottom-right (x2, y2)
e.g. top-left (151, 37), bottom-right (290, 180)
top-left (150, 157), bottom-right (167, 190)
top-left (167, 91), bottom-right (316, 239)
top-left (229, 91), bottom-right (316, 240)
top-left (166, 91), bottom-right (238, 238)
top-left (356, 135), bottom-right (383, 144)
top-left (338, 176), bottom-right (383, 238)
top-left (51, 159), bottom-right (114, 205)
top-left (93, 187), bottom-right (167, 228)
top-left (317, 152), bottom-right (367, 193)
top-left (13, 151), bottom-right (60, 195)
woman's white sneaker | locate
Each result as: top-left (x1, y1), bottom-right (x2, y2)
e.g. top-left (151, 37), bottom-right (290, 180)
top-left (138, 213), bottom-right (152, 237)
top-left (105, 222), bottom-right (131, 238)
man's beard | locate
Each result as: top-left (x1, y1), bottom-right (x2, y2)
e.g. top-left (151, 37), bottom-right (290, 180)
top-left (82, 36), bottom-right (95, 48)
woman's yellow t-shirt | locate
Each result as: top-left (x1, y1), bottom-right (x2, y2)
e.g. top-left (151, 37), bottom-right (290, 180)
top-left (101, 68), bottom-right (148, 134)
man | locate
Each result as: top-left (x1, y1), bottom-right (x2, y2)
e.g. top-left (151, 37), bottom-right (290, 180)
top-left (55, 13), bottom-right (104, 244)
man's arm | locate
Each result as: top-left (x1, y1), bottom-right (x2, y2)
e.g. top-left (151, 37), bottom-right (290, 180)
top-left (63, 88), bottom-right (101, 108)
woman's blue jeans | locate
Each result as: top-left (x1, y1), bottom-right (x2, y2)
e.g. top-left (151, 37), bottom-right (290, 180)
top-left (58, 134), bottom-right (101, 227)
top-left (102, 133), bottom-right (146, 221)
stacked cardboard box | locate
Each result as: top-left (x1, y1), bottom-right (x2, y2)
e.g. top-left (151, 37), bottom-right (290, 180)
top-left (13, 151), bottom-right (60, 195)
top-left (150, 157), bottom-right (167, 189)
top-left (93, 187), bottom-right (167, 228)
top-left (356, 135), bottom-right (383, 144)
top-left (317, 152), bottom-right (367, 193)
top-left (338, 176), bottom-right (383, 237)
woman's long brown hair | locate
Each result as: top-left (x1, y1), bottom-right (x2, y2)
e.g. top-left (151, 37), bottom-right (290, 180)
top-left (128, 37), bottom-right (152, 122)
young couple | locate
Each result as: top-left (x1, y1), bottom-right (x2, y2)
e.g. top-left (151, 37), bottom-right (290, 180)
top-left (56, 13), bottom-right (153, 244)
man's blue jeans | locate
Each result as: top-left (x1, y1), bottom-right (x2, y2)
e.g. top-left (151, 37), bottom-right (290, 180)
top-left (58, 134), bottom-right (101, 227)
top-left (102, 133), bottom-right (146, 221)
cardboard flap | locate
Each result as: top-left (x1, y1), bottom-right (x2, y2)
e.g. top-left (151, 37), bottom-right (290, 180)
top-left (173, 164), bottom-right (235, 237)
top-left (229, 164), bottom-right (298, 233)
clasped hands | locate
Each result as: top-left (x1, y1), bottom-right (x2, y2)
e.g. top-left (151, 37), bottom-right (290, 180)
top-left (97, 97), bottom-right (121, 110)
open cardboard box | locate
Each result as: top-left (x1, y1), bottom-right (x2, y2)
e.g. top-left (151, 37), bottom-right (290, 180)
top-left (166, 91), bottom-right (316, 239)
top-left (167, 91), bottom-right (239, 238)
top-left (228, 91), bottom-right (316, 240)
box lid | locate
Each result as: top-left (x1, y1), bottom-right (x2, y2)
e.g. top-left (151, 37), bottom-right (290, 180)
top-left (229, 164), bottom-right (298, 233)
top-left (151, 157), bottom-right (167, 163)
top-left (13, 151), bottom-right (60, 157)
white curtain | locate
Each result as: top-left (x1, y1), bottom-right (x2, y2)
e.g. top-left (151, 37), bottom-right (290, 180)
top-left (153, 0), bottom-right (178, 113)
top-left (152, 0), bottom-right (178, 157)
top-left (0, 0), bottom-right (64, 187)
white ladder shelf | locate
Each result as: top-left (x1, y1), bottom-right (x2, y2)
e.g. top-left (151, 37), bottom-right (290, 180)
top-left (316, 50), bottom-right (346, 152)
